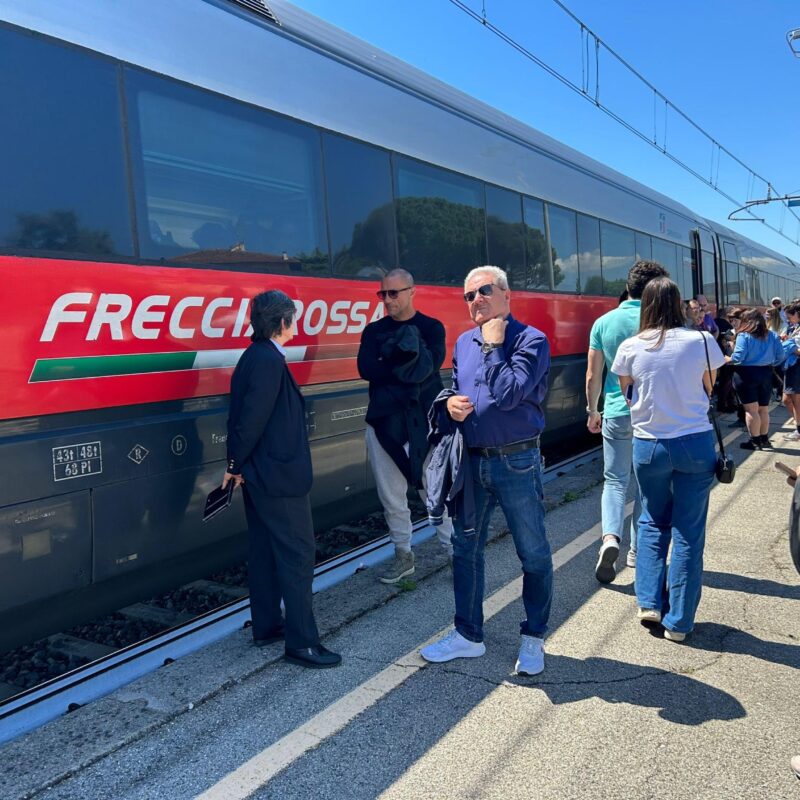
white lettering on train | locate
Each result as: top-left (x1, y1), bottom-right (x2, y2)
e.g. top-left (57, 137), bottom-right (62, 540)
top-left (40, 293), bottom-right (384, 342)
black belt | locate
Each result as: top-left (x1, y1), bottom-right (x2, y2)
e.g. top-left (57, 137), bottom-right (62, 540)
top-left (468, 437), bottom-right (540, 458)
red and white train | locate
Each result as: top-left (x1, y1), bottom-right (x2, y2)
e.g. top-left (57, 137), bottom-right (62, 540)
top-left (0, 0), bottom-right (797, 648)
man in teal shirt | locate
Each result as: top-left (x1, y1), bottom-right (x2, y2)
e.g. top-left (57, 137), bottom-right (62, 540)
top-left (586, 261), bottom-right (668, 583)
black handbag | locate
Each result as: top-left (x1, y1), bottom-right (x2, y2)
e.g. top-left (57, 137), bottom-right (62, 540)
top-left (702, 333), bottom-right (736, 483)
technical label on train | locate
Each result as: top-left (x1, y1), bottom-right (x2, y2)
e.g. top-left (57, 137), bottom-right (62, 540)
top-left (52, 441), bottom-right (103, 481)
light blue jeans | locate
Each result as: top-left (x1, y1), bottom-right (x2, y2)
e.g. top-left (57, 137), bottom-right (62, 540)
top-left (632, 431), bottom-right (716, 634)
top-left (601, 415), bottom-right (642, 551)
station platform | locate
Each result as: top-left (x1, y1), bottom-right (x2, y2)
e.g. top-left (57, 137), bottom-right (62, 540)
top-left (2, 410), bottom-right (799, 800)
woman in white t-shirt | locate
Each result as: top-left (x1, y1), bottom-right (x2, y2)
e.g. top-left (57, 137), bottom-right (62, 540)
top-left (611, 277), bottom-right (725, 642)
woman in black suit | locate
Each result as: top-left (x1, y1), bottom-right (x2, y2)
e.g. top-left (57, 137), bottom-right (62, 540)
top-left (223, 290), bottom-right (341, 669)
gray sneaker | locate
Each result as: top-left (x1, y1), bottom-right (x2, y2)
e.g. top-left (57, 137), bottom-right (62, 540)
top-left (379, 550), bottom-right (415, 584)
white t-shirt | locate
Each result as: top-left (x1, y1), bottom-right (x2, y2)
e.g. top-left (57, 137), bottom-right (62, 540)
top-left (611, 328), bottom-right (725, 440)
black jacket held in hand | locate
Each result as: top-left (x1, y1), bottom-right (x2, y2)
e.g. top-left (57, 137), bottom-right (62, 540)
top-left (226, 340), bottom-right (312, 497)
top-left (425, 389), bottom-right (476, 534)
top-left (357, 313), bottom-right (445, 487)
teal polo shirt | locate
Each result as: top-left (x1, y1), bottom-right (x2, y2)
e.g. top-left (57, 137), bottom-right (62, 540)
top-left (589, 299), bottom-right (641, 419)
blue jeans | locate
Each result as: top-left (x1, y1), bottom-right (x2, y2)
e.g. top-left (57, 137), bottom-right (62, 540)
top-left (632, 431), bottom-right (716, 634)
top-left (601, 415), bottom-right (642, 550)
top-left (451, 448), bottom-right (552, 642)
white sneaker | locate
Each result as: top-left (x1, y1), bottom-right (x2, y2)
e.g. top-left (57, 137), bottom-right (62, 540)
top-left (785, 431), bottom-right (800, 441)
top-left (515, 635), bottom-right (545, 676)
top-left (595, 538), bottom-right (619, 584)
top-left (626, 549), bottom-right (636, 568)
top-left (637, 608), bottom-right (662, 625)
top-left (420, 629), bottom-right (486, 663)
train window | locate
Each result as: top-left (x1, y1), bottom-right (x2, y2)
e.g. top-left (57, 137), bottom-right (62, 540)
top-left (723, 241), bottom-right (740, 264)
top-left (125, 70), bottom-right (329, 274)
top-left (702, 250), bottom-right (717, 306)
top-left (394, 157), bottom-right (485, 285)
top-left (547, 205), bottom-right (580, 293)
top-left (753, 270), bottom-right (765, 305)
top-left (652, 238), bottom-right (678, 290)
top-left (323, 134), bottom-right (396, 280)
top-left (0, 27), bottom-right (132, 257)
top-left (600, 222), bottom-right (635, 297)
top-left (681, 247), bottom-right (695, 300)
top-left (486, 186), bottom-right (525, 289)
top-left (577, 214), bottom-right (602, 295)
top-left (522, 198), bottom-right (551, 291)
top-left (724, 261), bottom-right (740, 304)
top-left (635, 233), bottom-right (652, 262)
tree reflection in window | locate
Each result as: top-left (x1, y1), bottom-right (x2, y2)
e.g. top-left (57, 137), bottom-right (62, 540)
top-left (6, 211), bottom-right (114, 255)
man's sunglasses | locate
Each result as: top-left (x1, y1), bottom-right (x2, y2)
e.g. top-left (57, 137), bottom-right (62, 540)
top-left (463, 282), bottom-right (498, 303)
top-left (376, 286), bottom-right (413, 300)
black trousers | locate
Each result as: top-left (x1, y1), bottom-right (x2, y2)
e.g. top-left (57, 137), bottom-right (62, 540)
top-left (242, 488), bottom-right (320, 650)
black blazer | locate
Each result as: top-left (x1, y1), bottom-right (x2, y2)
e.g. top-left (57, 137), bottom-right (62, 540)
top-left (226, 340), bottom-right (312, 497)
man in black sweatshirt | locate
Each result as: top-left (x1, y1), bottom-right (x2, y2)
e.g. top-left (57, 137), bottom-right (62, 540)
top-left (357, 269), bottom-right (453, 583)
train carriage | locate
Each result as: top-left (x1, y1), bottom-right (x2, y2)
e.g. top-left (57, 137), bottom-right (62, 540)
top-left (0, 0), bottom-right (797, 650)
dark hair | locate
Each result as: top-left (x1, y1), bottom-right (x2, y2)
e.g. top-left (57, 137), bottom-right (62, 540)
top-left (728, 307), bottom-right (744, 321)
top-left (249, 290), bottom-right (296, 342)
top-left (626, 260), bottom-right (669, 299)
top-left (737, 307), bottom-right (768, 339)
top-left (785, 302), bottom-right (800, 316)
top-left (638, 277), bottom-right (686, 348)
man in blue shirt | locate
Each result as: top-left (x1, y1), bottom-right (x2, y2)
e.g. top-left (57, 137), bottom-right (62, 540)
top-left (420, 266), bottom-right (552, 676)
top-left (586, 261), bottom-right (667, 584)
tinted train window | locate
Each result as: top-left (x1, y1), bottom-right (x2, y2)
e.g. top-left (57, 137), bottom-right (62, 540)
top-left (394, 158), bottom-right (485, 285)
top-left (701, 250), bottom-right (717, 306)
top-left (577, 214), bottom-right (602, 295)
top-left (486, 186), bottom-right (525, 289)
top-left (547, 205), bottom-right (579, 293)
top-left (635, 233), bottom-right (652, 262)
top-left (681, 247), bottom-right (695, 300)
top-left (522, 198), bottom-right (551, 291)
top-left (126, 70), bottom-right (329, 274)
top-left (323, 134), bottom-right (396, 280)
top-left (600, 222), bottom-right (635, 297)
top-left (651, 238), bottom-right (677, 287)
top-left (725, 261), bottom-right (740, 304)
top-left (0, 28), bottom-right (132, 257)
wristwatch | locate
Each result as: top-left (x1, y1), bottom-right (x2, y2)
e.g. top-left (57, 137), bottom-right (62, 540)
top-left (481, 342), bottom-right (500, 354)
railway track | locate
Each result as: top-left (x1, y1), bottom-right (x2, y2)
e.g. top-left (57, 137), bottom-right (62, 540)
top-left (0, 445), bottom-right (600, 745)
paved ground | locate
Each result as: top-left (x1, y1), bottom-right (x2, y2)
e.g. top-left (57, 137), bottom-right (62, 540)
top-left (3, 412), bottom-right (799, 800)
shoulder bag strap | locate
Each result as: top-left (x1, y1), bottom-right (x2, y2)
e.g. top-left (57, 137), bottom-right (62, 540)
top-left (701, 332), bottom-right (726, 457)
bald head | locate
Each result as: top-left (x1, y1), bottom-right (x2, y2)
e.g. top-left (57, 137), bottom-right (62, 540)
top-left (384, 268), bottom-right (414, 286)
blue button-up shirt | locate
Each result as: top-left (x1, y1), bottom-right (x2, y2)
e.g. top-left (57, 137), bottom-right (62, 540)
top-left (452, 314), bottom-right (551, 447)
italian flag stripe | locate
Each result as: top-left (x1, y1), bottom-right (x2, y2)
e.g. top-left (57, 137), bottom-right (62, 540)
top-left (29, 345), bottom-right (316, 382)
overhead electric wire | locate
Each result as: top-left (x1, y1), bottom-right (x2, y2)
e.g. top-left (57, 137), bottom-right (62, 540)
top-left (446, 0), bottom-right (800, 248)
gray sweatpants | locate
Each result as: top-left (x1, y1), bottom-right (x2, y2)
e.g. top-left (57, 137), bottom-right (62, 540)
top-left (365, 424), bottom-right (453, 555)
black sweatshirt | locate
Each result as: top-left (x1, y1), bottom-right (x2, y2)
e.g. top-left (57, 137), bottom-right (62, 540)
top-left (357, 312), bottom-right (446, 485)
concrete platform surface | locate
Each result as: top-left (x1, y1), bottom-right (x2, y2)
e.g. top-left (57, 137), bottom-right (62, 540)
top-left (2, 412), bottom-right (799, 800)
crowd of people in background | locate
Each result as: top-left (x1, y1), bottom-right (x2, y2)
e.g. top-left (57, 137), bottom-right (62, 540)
top-left (223, 260), bottom-right (799, 777)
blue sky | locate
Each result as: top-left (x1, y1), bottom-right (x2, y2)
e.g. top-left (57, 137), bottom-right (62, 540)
top-left (287, 0), bottom-right (800, 262)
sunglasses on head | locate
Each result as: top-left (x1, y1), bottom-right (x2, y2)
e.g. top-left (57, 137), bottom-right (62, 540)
top-left (463, 282), bottom-right (498, 303)
top-left (376, 286), bottom-right (413, 300)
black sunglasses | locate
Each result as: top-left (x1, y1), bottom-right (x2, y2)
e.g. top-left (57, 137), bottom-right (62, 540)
top-left (376, 286), bottom-right (413, 300)
top-left (463, 282), bottom-right (498, 303)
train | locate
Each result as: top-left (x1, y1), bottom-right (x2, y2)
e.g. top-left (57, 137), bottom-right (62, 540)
top-left (1, 0), bottom-right (798, 652)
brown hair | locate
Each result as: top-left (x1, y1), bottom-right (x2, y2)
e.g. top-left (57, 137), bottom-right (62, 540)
top-left (638, 277), bottom-right (686, 349)
top-left (785, 302), bottom-right (800, 317)
top-left (626, 260), bottom-right (669, 299)
top-left (737, 308), bottom-right (768, 339)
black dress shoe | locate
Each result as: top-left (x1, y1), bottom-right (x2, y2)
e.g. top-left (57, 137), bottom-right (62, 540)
top-left (284, 645), bottom-right (342, 669)
top-left (253, 628), bottom-right (284, 647)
